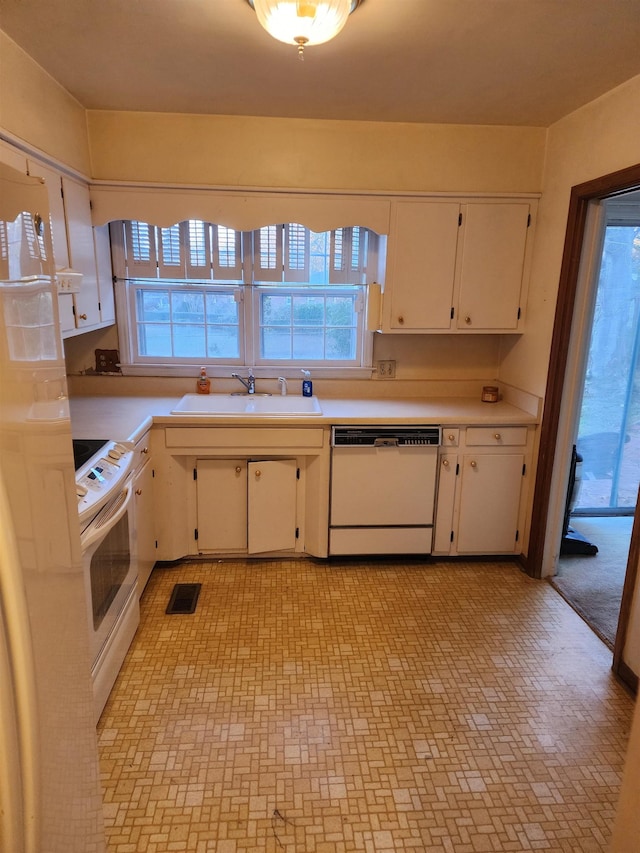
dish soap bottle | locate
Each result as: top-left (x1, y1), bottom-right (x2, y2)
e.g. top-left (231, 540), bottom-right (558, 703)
top-left (196, 366), bottom-right (211, 395)
top-left (301, 369), bottom-right (312, 397)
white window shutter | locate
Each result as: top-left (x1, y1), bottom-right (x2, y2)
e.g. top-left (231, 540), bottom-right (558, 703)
top-left (253, 224), bottom-right (283, 282)
top-left (284, 223), bottom-right (310, 283)
top-left (185, 220), bottom-right (211, 279)
top-left (212, 225), bottom-right (243, 280)
top-left (124, 221), bottom-right (158, 278)
top-left (157, 223), bottom-right (184, 278)
top-left (330, 227), bottom-right (367, 284)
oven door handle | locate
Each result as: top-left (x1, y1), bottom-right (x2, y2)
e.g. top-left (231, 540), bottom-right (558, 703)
top-left (80, 485), bottom-right (132, 553)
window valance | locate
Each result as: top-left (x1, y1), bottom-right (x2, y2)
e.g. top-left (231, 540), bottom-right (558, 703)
top-left (88, 184), bottom-right (391, 235)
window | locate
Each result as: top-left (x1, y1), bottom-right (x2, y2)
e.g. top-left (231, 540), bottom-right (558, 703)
top-left (111, 220), bottom-right (381, 373)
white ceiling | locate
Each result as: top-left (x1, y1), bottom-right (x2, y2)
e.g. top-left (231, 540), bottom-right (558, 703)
top-left (1, 0), bottom-right (640, 127)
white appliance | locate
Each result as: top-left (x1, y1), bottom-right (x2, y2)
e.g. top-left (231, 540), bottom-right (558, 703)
top-left (0, 163), bottom-right (106, 851)
top-left (330, 425), bottom-right (441, 555)
top-left (76, 439), bottom-right (138, 719)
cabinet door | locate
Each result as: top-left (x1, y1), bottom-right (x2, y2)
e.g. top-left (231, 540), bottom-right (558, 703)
top-left (61, 176), bottom-right (101, 329)
top-left (26, 159), bottom-right (70, 270)
top-left (385, 202), bottom-right (460, 330)
top-left (0, 141), bottom-right (28, 172)
top-left (133, 458), bottom-right (155, 596)
top-left (57, 293), bottom-right (76, 333)
top-left (248, 459), bottom-right (297, 554)
top-left (197, 460), bottom-right (248, 551)
top-left (456, 202), bottom-right (530, 331)
top-left (433, 454), bottom-right (458, 554)
top-left (94, 224), bottom-right (115, 325)
top-left (456, 453), bottom-right (524, 553)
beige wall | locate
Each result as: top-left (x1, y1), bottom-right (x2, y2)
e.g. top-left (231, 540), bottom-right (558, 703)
top-left (500, 74), bottom-right (640, 398)
top-left (87, 110), bottom-right (545, 194)
top-left (0, 32), bottom-right (91, 174)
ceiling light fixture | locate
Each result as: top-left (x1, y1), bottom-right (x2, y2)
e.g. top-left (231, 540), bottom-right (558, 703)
top-left (247, 1), bottom-right (364, 60)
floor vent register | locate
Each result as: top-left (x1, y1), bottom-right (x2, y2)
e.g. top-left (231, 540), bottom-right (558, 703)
top-left (166, 583), bottom-right (202, 615)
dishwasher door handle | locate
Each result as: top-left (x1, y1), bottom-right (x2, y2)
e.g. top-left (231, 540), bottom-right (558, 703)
top-left (373, 437), bottom-right (399, 447)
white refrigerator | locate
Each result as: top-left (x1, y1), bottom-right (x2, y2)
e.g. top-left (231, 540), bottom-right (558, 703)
top-left (0, 163), bottom-right (105, 851)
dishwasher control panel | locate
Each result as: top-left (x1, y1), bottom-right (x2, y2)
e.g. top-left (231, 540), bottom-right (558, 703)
top-left (331, 426), bottom-right (441, 447)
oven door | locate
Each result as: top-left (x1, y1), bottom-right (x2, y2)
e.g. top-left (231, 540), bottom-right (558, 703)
top-left (81, 479), bottom-right (139, 719)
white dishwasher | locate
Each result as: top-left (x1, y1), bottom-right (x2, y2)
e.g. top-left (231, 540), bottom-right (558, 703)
top-left (329, 425), bottom-right (441, 555)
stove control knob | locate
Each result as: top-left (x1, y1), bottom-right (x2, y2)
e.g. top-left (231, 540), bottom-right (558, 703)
top-left (108, 448), bottom-right (122, 460)
top-left (76, 483), bottom-right (88, 498)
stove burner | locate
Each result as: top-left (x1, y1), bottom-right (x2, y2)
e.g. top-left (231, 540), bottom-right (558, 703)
top-left (72, 439), bottom-right (109, 471)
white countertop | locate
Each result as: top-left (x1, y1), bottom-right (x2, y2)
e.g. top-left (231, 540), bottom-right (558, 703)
top-left (69, 394), bottom-right (537, 443)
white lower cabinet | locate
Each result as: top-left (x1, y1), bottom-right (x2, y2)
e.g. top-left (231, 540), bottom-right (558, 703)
top-left (456, 452), bottom-right (525, 553)
top-left (132, 435), bottom-right (155, 595)
top-left (196, 458), bottom-right (298, 555)
top-left (433, 426), bottom-right (532, 556)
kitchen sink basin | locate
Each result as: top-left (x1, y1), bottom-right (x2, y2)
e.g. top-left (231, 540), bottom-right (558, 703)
top-left (171, 393), bottom-right (323, 416)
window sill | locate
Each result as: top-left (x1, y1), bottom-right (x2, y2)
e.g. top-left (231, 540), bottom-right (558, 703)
top-left (118, 363), bottom-right (375, 380)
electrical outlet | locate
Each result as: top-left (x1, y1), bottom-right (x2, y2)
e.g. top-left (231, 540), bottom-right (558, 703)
top-left (377, 359), bottom-right (396, 379)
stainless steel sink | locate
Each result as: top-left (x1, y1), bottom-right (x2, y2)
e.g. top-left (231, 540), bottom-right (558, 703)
top-left (171, 393), bottom-right (322, 416)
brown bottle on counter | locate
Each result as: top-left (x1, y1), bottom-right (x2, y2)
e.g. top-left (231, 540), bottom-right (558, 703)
top-left (196, 366), bottom-right (211, 394)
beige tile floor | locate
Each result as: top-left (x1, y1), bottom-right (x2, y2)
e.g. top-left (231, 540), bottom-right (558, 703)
top-left (98, 559), bottom-right (634, 852)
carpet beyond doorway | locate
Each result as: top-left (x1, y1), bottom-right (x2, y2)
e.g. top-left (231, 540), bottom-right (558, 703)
top-left (552, 516), bottom-right (632, 648)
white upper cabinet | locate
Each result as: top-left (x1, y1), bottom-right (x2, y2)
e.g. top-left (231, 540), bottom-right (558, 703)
top-left (61, 175), bottom-right (101, 330)
top-left (25, 158), bottom-right (116, 337)
top-left (25, 159), bottom-right (70, 270)
top-left (456, 202), bottom-right (531, 331)
top-left (383, 201), bottom-right (461, 331)
top-left (379, 197), bottom-right (536, 334)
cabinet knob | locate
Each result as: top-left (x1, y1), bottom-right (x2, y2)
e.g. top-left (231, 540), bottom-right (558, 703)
top-left (141, 446), bottom-right (149, 454)
top-left (494, 433), bottom-right (502, 441)
top-left (78, 313), bottom-right (88, 321)
top-left (397, 315), bottom-right (404, 325)
top-left (254, 469), bottom-right (261, 478)
top-left (235, 466), bottom-right (242, 474)
top-left (135, 488), bottom-right (143, 496)
top-left (470, 460), bottom-right (477, 468)
top-left (448, 434), bottom-right (455, 442)
top-left (465, 316), bottom-right (472, 325)
top-left (442, 459), bottom-right (450, 468)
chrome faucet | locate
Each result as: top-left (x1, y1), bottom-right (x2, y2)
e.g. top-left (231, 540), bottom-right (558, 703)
top-left (231, 369), bottom-right (255, 394)
top-left (278, 376), bottom-right (288, 396)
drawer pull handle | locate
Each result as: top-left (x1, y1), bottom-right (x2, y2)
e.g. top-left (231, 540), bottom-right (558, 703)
top-left (235, 466), bottom-right (242, 474)
top-left (470, 460), bottom-right (477, 468)
top-left (448, 434), bottom-right (455, 442)
top-left (135, 488), bottom-right (143, 496)
top-left (397, 315), bottom-right (405, 325)
top-left (494, 433), bottom-right (502, 441)
top-left (465, 316), bottom-right (472, 325)
top-left (442, 459), bottom-right (450, 468)
top-left (255, 469), bottom-right (261, 478)
top-left (78, 313), bottom-right (87, 321)
top-left (141, 446), bottom-right (149, 454)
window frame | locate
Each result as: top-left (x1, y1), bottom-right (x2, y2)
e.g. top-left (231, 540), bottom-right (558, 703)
top-left (111, 220), bottom-right (379, 377)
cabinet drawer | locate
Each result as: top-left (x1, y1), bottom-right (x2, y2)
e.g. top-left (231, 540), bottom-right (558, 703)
top-left (165, 427), bottom-right (325, 450)
top-left (465, 427), bottom-right (527, 447)
top-left (441, 428), bottom-right (460, 447)
top-left (133, 433), bottom-right (152, 470)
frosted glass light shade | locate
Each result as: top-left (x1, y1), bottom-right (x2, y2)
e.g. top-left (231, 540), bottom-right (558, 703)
top-left (252, 0), bottom-right (353, 47)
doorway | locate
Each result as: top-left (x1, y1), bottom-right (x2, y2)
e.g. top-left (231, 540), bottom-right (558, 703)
top-left (552, 201), bottom-right (640, 647)
top-left (526, 163), bottom-right (640, 689)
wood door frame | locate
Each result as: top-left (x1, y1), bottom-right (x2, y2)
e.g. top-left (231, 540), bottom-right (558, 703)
top-left (523, 162), bottom-right (640, 688)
